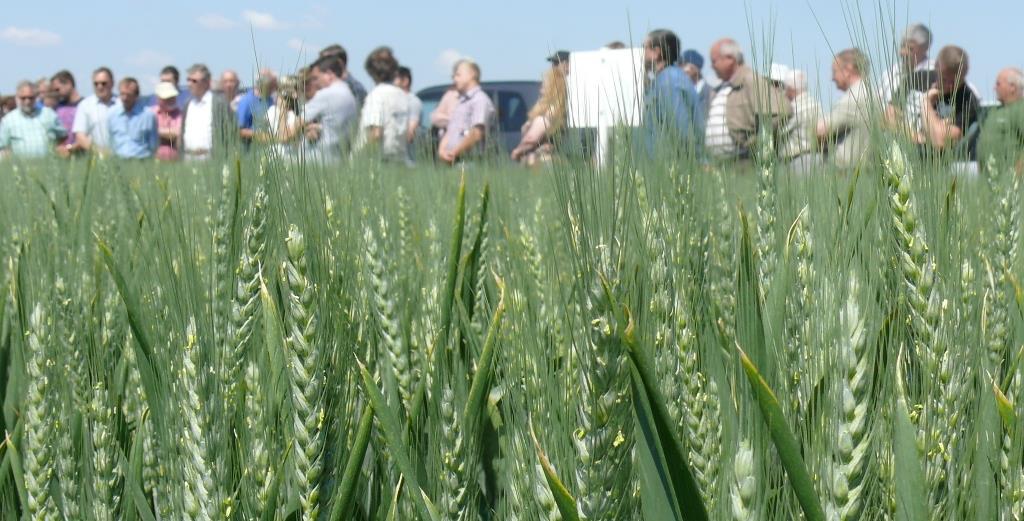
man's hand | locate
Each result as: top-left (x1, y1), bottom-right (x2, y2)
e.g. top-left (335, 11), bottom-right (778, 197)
top-left (925, 87), bottom-right (941, 107)
top-left (305, 123), bottom-right (322, 142)
top-left (438, 147), bottom-right (456, 164)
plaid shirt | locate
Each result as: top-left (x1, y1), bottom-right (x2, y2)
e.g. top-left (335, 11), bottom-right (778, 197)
top-left (0, 107), bottom-right (66, 157)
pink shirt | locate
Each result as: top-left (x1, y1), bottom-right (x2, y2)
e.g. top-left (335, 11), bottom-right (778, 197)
top-left (152, 105), bottom-right (182, 161)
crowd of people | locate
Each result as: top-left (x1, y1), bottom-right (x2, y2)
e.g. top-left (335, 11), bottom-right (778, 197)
top-left (0, 24), bottom-right (1021, 172)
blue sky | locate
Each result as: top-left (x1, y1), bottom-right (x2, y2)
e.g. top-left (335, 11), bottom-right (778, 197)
top-left (0, 1), bottom-right (1019, 103)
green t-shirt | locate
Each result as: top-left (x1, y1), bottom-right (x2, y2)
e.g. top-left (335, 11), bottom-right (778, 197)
top-left (978, 100), bottom-right (1024, 169)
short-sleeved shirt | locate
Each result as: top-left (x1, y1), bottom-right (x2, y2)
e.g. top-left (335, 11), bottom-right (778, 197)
top-left (822, 80), bottom-right (873, 168)
top-left (893, 69), bottom-right (980, 159)
top-left (444, 86), bottom-right (495, 153)
top-left (978, 100), bottom-right (1024, 168)
top-left (356, 83), bottom-right (411, 159)
top-left (303, 80), bottom-right (358, 160)
top-left (72, 94), bottom-right (119, 150)
top-left (55, 100), bottom-right (79, 145)
top-left (0, 107), bottom-right (66, 157)
top-left (237, 90), bottom-right (274, 130)
top-left (108, 102), bottom-right (157, 158)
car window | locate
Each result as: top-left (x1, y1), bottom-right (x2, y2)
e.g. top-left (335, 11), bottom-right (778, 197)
top-left (420, 99), bottom-right (439, 129)
top-left (496, 91), bottom-right (528, 132)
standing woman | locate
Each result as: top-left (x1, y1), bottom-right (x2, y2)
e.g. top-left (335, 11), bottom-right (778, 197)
top-left (266, 75), bottom-right (302, 159)
top-left (510, 68), bottom-right (566, 166)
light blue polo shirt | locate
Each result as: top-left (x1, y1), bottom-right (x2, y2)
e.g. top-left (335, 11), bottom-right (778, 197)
top-left (108, 102), bottom-right (157, 158)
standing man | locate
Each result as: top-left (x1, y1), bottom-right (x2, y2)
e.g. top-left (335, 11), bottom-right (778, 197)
top-left (319, 44), bottom-right (368, 106)
top-left (220, 69), bottom-right (242, 113)
top-left (49, 70), bottom-right (82, 151)
top-left (680, 49), bottom-right (711, 114)
top-left (704, 38), bottom-right (790, 160)
top-left (107, 77), bottom-right (157, 159)
top-left (643, 29), bottom-right (703, 152)
top-left (0, 81), bottom-right (67, 158)
top-left (775, 67), bottom-right (823, 171)
top-left (915, 46), bottom-right (980, 160)
top-left (438, 59), bottom-right (495, 165)
top-left (237, 69), bottom-right (277, 146)
top-left (356, 47), bottom-right (411, 162)
top-left (71, 67), bottom-right (119, 156)
top-left (816, 48), bottom-right (873, 169)
top-left (395, 66), bottom-right (423, 159)
top-left (181, 63), bottom-right (236, 160)
top-left (978, 67), bottom-right (1024, 171)
top-left (300, 55), bottom-right (358, 161)
top-left (883, 23), bottom-right (934, 102)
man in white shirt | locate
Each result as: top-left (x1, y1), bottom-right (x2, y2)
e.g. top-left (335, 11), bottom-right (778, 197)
top-left (71, 67), bottom-right (119, 156)
top-left (356, 47), bottom-right (411, 162)
top-left (817, 48), bottom-right (874, 169)
top-left (182, 63), bottom-right (236, 160)
top-left (300, 56), bottom-right (358, 161)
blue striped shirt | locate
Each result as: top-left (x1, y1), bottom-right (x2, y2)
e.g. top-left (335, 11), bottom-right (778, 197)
top-left (0, 107), bottom-right (66, 157)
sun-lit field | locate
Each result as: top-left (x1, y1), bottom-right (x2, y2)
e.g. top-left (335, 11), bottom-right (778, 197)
top-left (0, 138), bottom-right (1020, 521)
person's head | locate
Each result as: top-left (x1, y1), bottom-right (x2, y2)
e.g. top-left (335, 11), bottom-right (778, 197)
top-left (995, 67), bottom-right (1024, 105)
top-left (710, 38), bottom-right (744, 81)
top-left (780, 69), bottom-right (808, 101)
top-left (319, 44), bottom-right (349, 67)
top-left (186, 64), bottom-right (212, 98)
top-left (365, 46), bottom-right (399, 85)
top-left (160, 65), bottom-right (180, 86)
top-left (277, 75), bottom-right (300, 112)
top-left (394, 66), bottom-right (413, 92)
top-left (92, 67), bottom-right (115, 101)
top-left (452, 59), bottom-right (481, 92)
top-left (832, 48), bottom-right (867, 91)
top-left (899, 23), bottom-right (932, 70)
top-left (311, 56), bottom-right (345, 89)
top-left (118, 77), bottom-right (140, 110)
top-left (680, 49), bottom-right (704, 83)
top-left (935, 46), bottom-right (968, 95)
top-left (546, 50), bottom-right (571, 76)
top-left (15, 81), bottom-right (37, 114)
top-left (254, 68), bottom-right (276, 97)
top-left (298, 67), bottom-right (318, 100)
top-left (531, 67), bottom-right (567, 132)
top-left (605, 41), bottom-right (626, 50)
top-left (35, 77), bottom-right (49, 101)
top-left (644, 29), bottom-right (680, 72)
top-left (220, 69), bottom-right (240, 97)
top-left (50, 70), bottom-right (76, 101)
top-left (43, 88), bottom-right (60, 109)
top-left (154, 81), bottom-right (179, 111)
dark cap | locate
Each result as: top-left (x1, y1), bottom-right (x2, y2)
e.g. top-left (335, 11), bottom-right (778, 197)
top-left (680, 49), bottom-right (704, 69)
top-left (546, 50), bottom-right (571, 64)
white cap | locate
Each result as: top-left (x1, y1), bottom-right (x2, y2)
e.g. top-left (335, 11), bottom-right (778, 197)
top-left (768, 63), bottom-right (791, 83)
top-left (154, 81), bottom-right (178, 100)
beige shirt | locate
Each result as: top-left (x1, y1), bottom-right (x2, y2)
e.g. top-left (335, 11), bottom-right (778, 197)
top-left (822, 80), bottom-right (873, 168)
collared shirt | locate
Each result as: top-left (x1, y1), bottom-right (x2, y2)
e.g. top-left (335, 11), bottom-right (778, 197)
top-left (303, 80), bottom-right (358, 161)
top-left (237, 90), bottom-right (274, 130)
top-left (444, 86), bottom-right (495, 153)
top-left (108, 102), bottom-right (157, 158)
top-left (0, 107), bottom-right (66, 157)
top-left (705, 84), bottom-right (737, 157)
top-left (183, 91), bottom-right (214, 153)
top-left (644, 65), bottom-right (703, 146)
top-left (72, 94), bottom-right (119, 150)
top-left (356, 83), bottom-right (411, 159)
top-left (152, 105), bottom-right (183, 161)
top-left (822, 80), bottom-right (873, 168)
top-left (978, 100), bottom-right (1024, 168)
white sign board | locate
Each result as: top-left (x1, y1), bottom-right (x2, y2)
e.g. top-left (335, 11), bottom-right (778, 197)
top-left (566, 48), bottom-right (645, 129)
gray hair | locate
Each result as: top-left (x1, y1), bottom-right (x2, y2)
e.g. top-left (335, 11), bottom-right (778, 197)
top-left (453, 59), bottom-right (481, 81)
top-left (188, 63), bottom-right (211, 81)
top-left (15, 80), bottom-right (35, 93)
top-left (903, 23), bottom-right (932, 50)
top-left (718, 39), bottom-right (745, 65)
top-left (1007, 67), bottom-right (1024, 92)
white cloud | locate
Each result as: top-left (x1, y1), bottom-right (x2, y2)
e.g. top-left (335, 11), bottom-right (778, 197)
top-left (287, 38), bottom-right (306, 51)
top-left (197, 13), bottom-right (238, 30)
top-left (126, 49), bottom-right (173, 68)
top-left (242, 10), bottom-right (288, 30)
top-left (436, 49), bottom-right (463, 75)
top-left (0, 26), bottom-right (61, 47)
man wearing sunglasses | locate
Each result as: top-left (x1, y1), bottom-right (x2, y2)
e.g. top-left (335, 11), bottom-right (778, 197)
top-left (0, 80), bottom-right (67, 158)
top-left (70, 67), bottom-right (119, 156)
top-left (181, 63), bottom-right (237, 160)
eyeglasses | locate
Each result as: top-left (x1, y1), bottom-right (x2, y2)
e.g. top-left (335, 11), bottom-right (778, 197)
top-left (187, 77), bottom-right (203, 84)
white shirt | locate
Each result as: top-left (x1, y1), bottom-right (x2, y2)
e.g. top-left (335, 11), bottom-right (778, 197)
top-left (72, 94), bottom-right (119, 150)
top-left (266, 105), bottom-right (298, 157)
top-left (356, 83), bottom-right (410, 159)
top-left (705, 85), bottom-right (737, 157)
top-left (183, 91), bottom-right (214, 153)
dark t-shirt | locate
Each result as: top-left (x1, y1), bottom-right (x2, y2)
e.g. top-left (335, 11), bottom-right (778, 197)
top-left (893, 69), bottom-right (980, 159)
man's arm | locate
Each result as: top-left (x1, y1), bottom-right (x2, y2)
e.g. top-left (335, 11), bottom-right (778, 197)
top-left (920, 88), bottom-right (963, 148)
top-left (447, 126), bottom-right (484, 162)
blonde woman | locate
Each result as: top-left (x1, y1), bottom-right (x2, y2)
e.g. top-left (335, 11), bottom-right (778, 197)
top-left (511, 68), bottom-right (566, 166)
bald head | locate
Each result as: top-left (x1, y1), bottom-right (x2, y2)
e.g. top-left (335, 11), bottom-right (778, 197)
top-left (710, 38), bottom-right (744, 81)
top-left (996, 67), bottom-right (1024, 105)
top-left (220, 69), bottom-right (240, 99)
